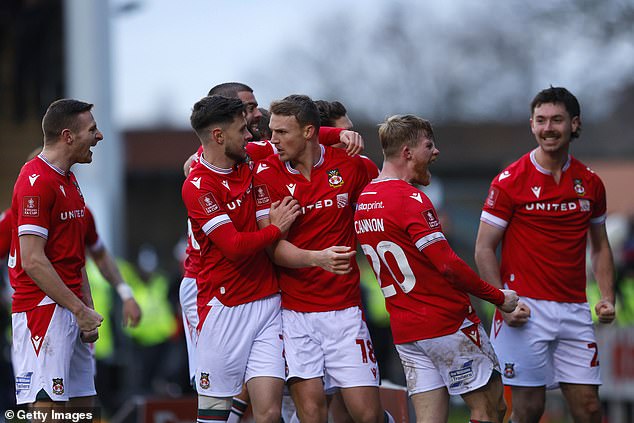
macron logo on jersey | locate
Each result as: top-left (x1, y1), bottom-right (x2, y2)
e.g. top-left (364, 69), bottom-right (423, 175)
top-left (190, 177), bottom-right (201, 189)
top-left (410, 192), bottom-right (423, 203)
top-left (286, 184), bottom-right (296, 196)
top-left (221, 180), bottom-right (230, 190)
top-left (28, 174), bottom-right (40, 186)
top-left (498, 171), bottom-right (511, 181)
top-left (256, 163), bottom-right (269, 173)
top-left (59, 185), bottom-right (66, 197)
top-left (531, 186), bottom-right (541, 198)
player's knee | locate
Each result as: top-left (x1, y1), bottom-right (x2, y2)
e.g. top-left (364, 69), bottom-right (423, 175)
top-left (252, 405), bottom-right (281, 423)
top-left (575, 394), bottom-right (602, 419)
top-left (298, 400), bottom-right (328, 423)
top-left (511, 401), bottom-right (544, 423)
top-left (198, 395), bottom-right (232, 423)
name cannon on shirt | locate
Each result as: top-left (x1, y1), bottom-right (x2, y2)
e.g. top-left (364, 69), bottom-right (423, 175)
top-left (355, 218), bottom-right (384, 234)
top-left (525, 199), bottom-right (590, 212)
top-left (60, 208), bottom-right (85, 221)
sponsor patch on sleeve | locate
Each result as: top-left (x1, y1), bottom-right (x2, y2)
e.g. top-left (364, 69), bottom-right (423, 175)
top-left (22, 196), bottom-right (40, 217)
top-left (486, 187), bottom-right (499, 208)
top-left (198, 193), bottom-right (219, 215)
top-left (422, 208), bottom-right (440, 229)
top-left (254, 185), bottom-right (271, 206)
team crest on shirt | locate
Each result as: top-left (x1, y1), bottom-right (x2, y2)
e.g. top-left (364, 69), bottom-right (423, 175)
top-left (198, 193), bottom-right (219, 215)
top-left (199, 372), bottom-right (210, 389)
top-left (422, 208), bottom-right (440, 229)
top-left (504, 363), bottom-right (515, 378)
top-left (22, 196), bottom-right (40, 217)
top-left (52, 378), bottom-right (64, 395)
top-left (254, 185), bottom-right (271, 205)
top-left (486, 188), bottom-right (498, 207)
top-left (327, 169), bottom-right (344, 188)
top-left (573, 179), bottom-right (586, 196)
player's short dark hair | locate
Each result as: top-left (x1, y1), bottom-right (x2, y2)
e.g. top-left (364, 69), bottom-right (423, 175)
top-left (190, 95), bottom-right (245, 139)
top-left (42, 99), bottom-right (94, 142)
top-left (378, 114), bottom-right (435, 159)
top-left (531, 86), bottom-right (581, 138)
top-left (208, 82), bottom-right (254, 98)
top-left (257, 107), bottom-right (272, 140)
top-left (314, 100), bottom-right (348, 127)
top-left (270, 94), bottom-right (320, 131)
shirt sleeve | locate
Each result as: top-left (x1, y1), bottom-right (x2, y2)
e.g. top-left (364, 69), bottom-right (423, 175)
top-left (15, 175), bottom-right (54, 240)
top-left (405, 193), bottom-right (504, 305)
top-left (182, 182), bottom-right (280, 261)
top-left (480, 179), bottom-right (514, 230)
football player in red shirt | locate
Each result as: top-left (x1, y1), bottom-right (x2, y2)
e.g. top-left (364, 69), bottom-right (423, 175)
top-left (254, 95), bottom-right (391, 423)
top-left (475, 87), bottom-right (616, 423)
top-left (182, 95), bottom-right (300, 423)
top-left (354, 114), bottom-right (518, 423)
top-left (9, 99), bottom-right (104, 409)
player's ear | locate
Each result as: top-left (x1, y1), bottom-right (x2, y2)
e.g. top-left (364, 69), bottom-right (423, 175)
top-left (401, 145), bottom-right (412, 160)
top-left (303, 124), bottom-right (316, 140)
top-left (61, 128), bottom-right (73, 145)
top-left (211, 127), bottom-right (224, 145)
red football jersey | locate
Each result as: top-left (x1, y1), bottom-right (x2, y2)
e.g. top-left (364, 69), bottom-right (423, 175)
top-left (253, 145), bottom-right (370, 312)
top-left (182, 155), bottom-right (278, 311)
top-left (360, 155), bottom-right (380, 180)
top-left (84, 206), bottom-right (103, 252)
top-left (354, 179), bottom-right (482, 343)
top-left (9, 155), bottom-right (87, 312)
top-left (481, 149), bottom-right (607, 302)
top-left (0, 208), bottom-right (12, 258)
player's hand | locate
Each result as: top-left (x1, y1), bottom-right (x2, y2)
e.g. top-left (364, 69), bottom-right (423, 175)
top-left (269, 196), bottom-right (301, 233)
top-left (80, 328), bottom-right (99, 343)
top-left (501, 300), bottom-right (531, 327)
top-left (311, 246), bottom-right (356, 274)
top-left (595, 299), bottom-right (616, 324)
top-left (339, 130), bottom-right (364, 156)
top-left (498, 289), bottom-right (519, 313)
top-left (122, 298), bottom-right (142, 327)
top-left (75, 306), bottom-right (103, 332)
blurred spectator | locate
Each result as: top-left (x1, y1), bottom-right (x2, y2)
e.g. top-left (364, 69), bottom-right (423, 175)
top-left (121, 245), bottom-right (179, 397)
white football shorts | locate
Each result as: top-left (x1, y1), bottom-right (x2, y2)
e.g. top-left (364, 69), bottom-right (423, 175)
top-left (196, 294), bottom-right (284, 397)
top-left (12, 303), bottom-right (96, 404)
top-left (179, 277), bottom-right (198, 383)
top-left (396, 320), bottom-right (500, 396)
top-left (490, 297), bottom-right (601, 388)
top-left (282, 306), bottom-right (380, 389)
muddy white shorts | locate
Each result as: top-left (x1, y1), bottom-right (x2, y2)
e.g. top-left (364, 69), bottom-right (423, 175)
top-left (179, 277), bottom-right (198, 383)
top-left (490, 297), bottom-right (601, 388)
top-left (12, 303), bottom-right (96, 404)
top-left (396, 320), bottom-right (500, 396)
top-left (282, 306), bottom-right (380, 389)
top-left (196, 294), bottom-right (284, 397)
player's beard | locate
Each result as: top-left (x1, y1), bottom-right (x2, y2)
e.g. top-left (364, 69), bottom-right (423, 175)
top-left (225, 143), bottom-right (247, 165)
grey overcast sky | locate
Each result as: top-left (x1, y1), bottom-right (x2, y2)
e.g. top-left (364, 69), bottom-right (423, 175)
top-left (111, 0), bottom-right (634, 128)
top-left (112, 0), bottom-right (373, 128)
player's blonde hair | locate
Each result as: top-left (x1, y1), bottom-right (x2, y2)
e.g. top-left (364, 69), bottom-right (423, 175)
top-left (378, 114), bottom-right (434, 159)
